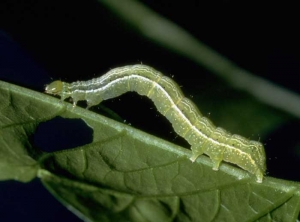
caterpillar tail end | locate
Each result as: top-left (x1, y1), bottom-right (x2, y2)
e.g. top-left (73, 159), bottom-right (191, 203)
top-left (255, 171), bottom-right (264, 183)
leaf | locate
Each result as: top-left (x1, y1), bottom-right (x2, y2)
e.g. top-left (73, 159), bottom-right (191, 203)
top-left (1, 80), bottom-right (300, 221)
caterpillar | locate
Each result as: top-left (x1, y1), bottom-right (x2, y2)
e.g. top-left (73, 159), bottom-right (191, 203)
top-left (45, 64), bottom-right (266, 183)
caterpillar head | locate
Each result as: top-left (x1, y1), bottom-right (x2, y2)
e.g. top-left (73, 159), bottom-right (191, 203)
top-left (45, 80), bottom-right (71, 100)
top-left (45, 80), bottom-right (63, 95)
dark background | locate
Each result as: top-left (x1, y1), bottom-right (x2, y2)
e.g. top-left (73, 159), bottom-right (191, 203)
top-left (1, 1), bottom-right (300, 221)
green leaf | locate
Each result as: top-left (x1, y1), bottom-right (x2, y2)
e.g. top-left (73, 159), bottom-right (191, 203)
top-left (1, 79), bottom-right (300, 221)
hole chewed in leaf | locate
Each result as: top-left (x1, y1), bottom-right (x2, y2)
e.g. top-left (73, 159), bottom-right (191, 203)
top-left (34, 117), bottom-right (93, 152)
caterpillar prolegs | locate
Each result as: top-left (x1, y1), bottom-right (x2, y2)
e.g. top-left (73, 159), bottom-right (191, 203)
top-left (45, 65), bottom-right (266, 183)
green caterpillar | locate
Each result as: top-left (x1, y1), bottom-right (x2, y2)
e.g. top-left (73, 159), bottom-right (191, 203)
top-left (45, 64), bottom-right (266, 183)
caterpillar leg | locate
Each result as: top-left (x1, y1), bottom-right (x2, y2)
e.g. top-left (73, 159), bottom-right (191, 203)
top-left (71, 91), bottom-right (85, 108)
top-left (210, 158), bottom-right (222, 171)
top-left (205, 128), bottom-right (227, 171)
top-left (205, 143), bottom-right (224, 171)
top-left (204, 142), bottom-right (224, 171)
top-left (190, 145), bottom-right (204, 162)
top-left (86, 97), bottom-right (103, 109)
top-left (73, 101), bottom-right (77, 107)
top-left (72, 98), bottom-right (79, 107)
top-left (86, 101), bottom-right (103, 109)
top-left (255, 169), bottom-right (263, 183)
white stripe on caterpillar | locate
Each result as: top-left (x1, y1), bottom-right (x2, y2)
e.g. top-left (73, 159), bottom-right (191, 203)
top-left (45, 64), bottom-right (266, 183)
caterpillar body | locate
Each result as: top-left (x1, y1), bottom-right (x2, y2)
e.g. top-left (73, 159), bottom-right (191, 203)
top-left (45, 65), bottom-right (266, 183)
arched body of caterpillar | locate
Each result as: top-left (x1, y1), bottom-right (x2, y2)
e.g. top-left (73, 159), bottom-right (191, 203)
top-left (45, 64), bottom-right (266, 183)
